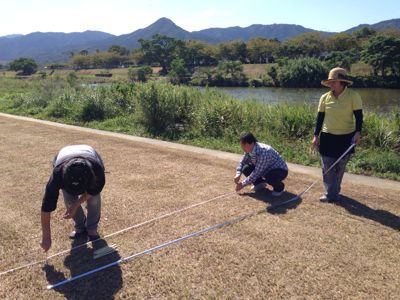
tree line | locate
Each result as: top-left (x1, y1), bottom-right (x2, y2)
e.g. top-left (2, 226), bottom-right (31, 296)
top-left (5, 26), bottom-right (400, 87)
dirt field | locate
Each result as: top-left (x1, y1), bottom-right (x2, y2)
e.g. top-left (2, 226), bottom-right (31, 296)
top-left (0, 114), bottom-right (399, 299)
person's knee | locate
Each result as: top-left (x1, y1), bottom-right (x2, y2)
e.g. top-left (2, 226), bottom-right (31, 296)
top-left (242, 164), bottom-right (254, 177)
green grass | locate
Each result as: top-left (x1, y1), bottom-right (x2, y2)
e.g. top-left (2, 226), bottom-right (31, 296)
top-left (0, 76), bottom-right (398, 180)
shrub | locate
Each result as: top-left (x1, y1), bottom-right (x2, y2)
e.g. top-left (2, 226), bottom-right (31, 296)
top-left (276, 57), bottom-right (327, 87)
top-left (128, 66), bottom-right (153, 82)
top-left (137, 82), bottom-right (198, 138)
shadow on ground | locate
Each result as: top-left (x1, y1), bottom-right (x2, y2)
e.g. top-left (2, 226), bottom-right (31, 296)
top-left (43, 237), bottom-right (123, 299)
top-left (240, 189), bottom-right (302, 214)
top-left (335, 195), bottom-right (400, 231)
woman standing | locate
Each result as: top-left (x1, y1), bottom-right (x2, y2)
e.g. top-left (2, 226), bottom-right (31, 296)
top-left (312, 67), bottom-right (363, 203)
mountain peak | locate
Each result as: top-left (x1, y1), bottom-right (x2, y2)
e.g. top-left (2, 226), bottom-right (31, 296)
top-left (149, 17), bottom-right (176, 27)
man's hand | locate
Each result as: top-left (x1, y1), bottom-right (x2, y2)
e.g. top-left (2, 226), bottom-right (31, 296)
top-left (234, 174), bottom-right (241, 184)
top-left (235, 182), bottom-right (244, 192)
top-left (40, 236), bottom-right (52, 252)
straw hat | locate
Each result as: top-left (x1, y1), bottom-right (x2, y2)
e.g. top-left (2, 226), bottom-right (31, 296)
top-left (321, 67), bottom-right (353, 87)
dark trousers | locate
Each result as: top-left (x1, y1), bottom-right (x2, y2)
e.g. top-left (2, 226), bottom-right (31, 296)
top-left (243, 164), bottom-right (288, 192)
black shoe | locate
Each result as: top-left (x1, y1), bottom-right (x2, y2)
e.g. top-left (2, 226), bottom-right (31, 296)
top-left (88, 234), bottom-right (100, 242)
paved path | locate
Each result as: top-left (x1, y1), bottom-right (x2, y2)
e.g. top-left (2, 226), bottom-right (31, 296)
top-left (1, 112), bottom-right (399, 191)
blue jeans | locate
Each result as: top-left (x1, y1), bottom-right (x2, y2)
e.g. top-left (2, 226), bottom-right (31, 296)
top-left (62, 191), bottom-right (101, 231)
top-left (321, 154), bottom-right (350, 199)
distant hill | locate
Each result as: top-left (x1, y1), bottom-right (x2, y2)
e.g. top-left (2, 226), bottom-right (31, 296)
top-left (1, 17), bottom-right (399, 64)
top-left (191, 23), bottom-right (316, 44)
top-left (1, 34), bottom-right (23, 39)
top-left (345, 18), bottom-right (400, 33)
top-left (83, 17), bottom-right (192, 52)
top-left (0, 31), bottom-right (114, 62)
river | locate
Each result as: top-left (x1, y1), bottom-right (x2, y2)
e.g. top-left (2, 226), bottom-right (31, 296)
top-left (213, 87), bottom-right (400, 114)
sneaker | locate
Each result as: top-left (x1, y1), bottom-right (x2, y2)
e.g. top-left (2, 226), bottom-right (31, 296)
top-left (251, 182), bottom-right (267, 192)
top-left (271, 190), bottom-right (284, 197)
top-left (319, 195), bottom-right (338, 203)
top-left (69, 229), bottom-right (87, 239)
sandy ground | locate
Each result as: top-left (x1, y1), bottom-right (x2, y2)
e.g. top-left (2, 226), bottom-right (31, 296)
top-left (0, 114), bottom-right (399, 299)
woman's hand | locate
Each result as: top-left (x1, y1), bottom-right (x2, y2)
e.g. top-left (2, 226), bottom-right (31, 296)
top-left (312, 135), bottom-right (319, 149)
top-left (353, 131), bottom-right (361, 145)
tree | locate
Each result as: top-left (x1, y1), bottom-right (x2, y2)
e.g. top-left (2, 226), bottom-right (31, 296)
top-left (324, 50), bottom-right (358, 70)
top-left (247, 38), bottom-right (280, 63)
top-left (183, 40), bottom-right (217, 66)
top-left (275, 57), bottom-right (327, 88)
top-left (281, 32), bottom-right (326, 58)
top-left (353, 27), bottom-right (377, 49)
top-left (326, 33), bottom-right (358, 52)
top-left (354, 27), bottom-right (376, 39)
top-left (218, 40), bottom-right (248, 63)
top-left (169, 58), bottom-right (190, 84)
top-left (92, 52), bottom-right (128, 68)
top-left (108, 45), bottom-right (130, 56)
top-left (215, 60), bottom-right (248, 86)
top-left (200, 44), bottom-right (218, 66)
top-left (9, 57), bottom-right (38, 75)
top-left (138, 34), bottom-right (185, 75)
top-left (128, 66), bottom-right (153, 82)
top-left (361, 35), bottom-right (400, 76)
top-left (79, 49), bottom-right (89, 56)
top-left (71, 55), bottom-right (92, 69)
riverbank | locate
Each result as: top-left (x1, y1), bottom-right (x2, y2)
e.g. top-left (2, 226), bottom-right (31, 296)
top-left (0, 78), bottom-right (399, 180)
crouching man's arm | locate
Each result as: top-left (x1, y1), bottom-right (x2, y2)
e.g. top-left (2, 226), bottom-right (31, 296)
top-left (40, 211), bottom-right (52, 252)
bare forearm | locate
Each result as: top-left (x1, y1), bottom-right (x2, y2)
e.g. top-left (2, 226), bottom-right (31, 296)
top-left (40, 211), bottom-right (52, 251)
top-left (41, 211), bottom-right (51, 238)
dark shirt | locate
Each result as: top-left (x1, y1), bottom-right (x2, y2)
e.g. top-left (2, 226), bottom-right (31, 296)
top-left (41, 156), bottom-right (105, 212)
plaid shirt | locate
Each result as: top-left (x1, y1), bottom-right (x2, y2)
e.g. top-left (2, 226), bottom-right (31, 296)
top-left (236, 142), bottom-right (287, 186)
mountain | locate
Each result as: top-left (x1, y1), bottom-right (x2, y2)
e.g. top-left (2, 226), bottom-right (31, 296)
top-left (85, 17), bottom-right (192, 52)
top-left (95, 19), bottom-right (316, 48)
top-left (0, 31), bottom-right (114, 62)
top-left (191, 23), bottom-right (316, 44)
top-left (1, 34), bottom-right (23, 39)
top-left (345, 18), bottom-right (400, 33)
top-left (1, 17), bottom-right (399, 64)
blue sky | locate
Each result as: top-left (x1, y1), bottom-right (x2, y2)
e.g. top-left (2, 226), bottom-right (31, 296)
top-left (1, 0), bottom-right (399, 36)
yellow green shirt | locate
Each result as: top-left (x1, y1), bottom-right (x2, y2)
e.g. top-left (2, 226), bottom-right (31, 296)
top-left (318, 88), bottom-right (363, 135)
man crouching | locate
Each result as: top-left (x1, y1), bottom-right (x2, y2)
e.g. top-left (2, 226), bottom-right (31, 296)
top-left (234, 133), bottom-right (288, 196)
top-left (41, 145), bottom-right (105, 252)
